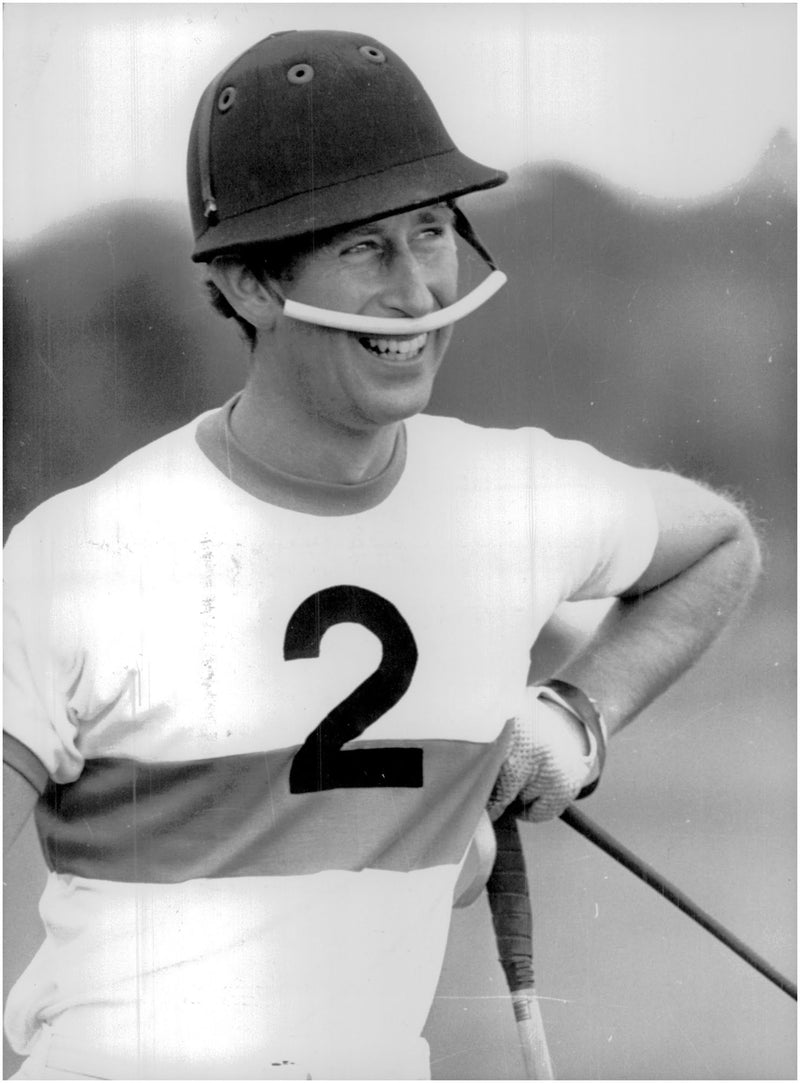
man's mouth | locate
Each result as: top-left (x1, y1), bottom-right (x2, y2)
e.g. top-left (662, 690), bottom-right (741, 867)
top-left (358, 332), bottom-right (428, 361)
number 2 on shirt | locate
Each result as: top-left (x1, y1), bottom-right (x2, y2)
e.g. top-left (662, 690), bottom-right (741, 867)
top-left (284, 585), bottom-right (423, 792)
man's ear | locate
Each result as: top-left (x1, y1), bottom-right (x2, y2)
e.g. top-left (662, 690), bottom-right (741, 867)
top-left (207, 257), bottom-right (284, 332)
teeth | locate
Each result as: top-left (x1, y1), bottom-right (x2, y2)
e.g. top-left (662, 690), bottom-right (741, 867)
top-left (361, 333), bottom-right (428, 358)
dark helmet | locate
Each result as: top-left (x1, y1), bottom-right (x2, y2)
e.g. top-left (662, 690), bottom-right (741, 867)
top-left (187, 29), bottom-right (508, 262)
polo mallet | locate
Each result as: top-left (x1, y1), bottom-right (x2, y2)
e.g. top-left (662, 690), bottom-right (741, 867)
top-left (486, 806), bottom-right (555, 1079)
top-left (486, 803), bottom-right (796, 1082)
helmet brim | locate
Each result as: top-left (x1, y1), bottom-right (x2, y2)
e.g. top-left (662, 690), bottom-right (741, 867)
top-left (191, 148), bottom-right (507, 262)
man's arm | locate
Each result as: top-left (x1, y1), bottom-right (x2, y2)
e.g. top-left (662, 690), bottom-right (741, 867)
top-left (489, 469), bottom-right (761, 823)
top-left (554, 468), bottom-right (762, 736)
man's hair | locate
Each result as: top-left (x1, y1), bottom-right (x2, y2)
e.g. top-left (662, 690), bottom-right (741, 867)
top-left (203, 237), bottom-right (316, 349)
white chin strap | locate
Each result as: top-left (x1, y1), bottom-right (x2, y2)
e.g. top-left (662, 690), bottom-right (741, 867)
top-left (282, 269), bottom-right (507, 335)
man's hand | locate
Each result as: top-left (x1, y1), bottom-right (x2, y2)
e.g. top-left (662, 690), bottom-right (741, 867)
top-left (488, 690), bottom-right (599, 823)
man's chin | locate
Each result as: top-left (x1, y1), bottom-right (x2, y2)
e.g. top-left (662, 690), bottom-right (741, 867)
top-left (361, 385), bottom-right (435, 428)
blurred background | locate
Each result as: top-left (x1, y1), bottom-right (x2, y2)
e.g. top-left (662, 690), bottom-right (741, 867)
top-left (4, 4), bottom-right (796, 1078)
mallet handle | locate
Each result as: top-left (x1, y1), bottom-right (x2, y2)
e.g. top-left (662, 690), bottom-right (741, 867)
top-left (488, 808), bottom-right (555, 1078)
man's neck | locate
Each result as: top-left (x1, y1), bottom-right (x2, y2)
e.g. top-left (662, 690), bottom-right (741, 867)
top-left (229, 383), bottom-right (400, 485)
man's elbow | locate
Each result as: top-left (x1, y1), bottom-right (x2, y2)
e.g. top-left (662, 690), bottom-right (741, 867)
top-left (726, 501), bottom-right (763, 586)
top-left (703, 494), bottom-right (764, 608)
top-left (623, 471), bottom-right (764, 602)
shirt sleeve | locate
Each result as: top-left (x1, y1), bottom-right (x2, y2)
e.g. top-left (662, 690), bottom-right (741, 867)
top-left (3, 513), bottom-right (84, 785)
top-left (530, 430), bottom-right (659, 603)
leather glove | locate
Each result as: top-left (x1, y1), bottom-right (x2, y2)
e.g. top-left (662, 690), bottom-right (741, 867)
top-left (487, 687), bottom-right (601, 823)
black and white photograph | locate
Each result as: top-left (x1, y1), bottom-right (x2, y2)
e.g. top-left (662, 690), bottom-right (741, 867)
top-left (3, 4), bottom-right (796, 1080)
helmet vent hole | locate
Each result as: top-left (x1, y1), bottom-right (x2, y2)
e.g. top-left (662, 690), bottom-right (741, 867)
top-left (217, 86), bottom-right (236, 113)
top-left (287, 64), bottom-right (314, 85)
top-left (359, 45), bottom-right (386, 64)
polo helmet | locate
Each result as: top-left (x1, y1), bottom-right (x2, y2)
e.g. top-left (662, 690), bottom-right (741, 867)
top-left (187, 29), bottom-right (508, 262)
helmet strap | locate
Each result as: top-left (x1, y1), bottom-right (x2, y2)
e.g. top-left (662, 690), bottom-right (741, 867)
top-left (450, 204), bottom-right (500, 271)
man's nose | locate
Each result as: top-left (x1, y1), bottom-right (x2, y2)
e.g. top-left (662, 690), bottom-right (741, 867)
top-left (376, 248), bottom-right (436, 318)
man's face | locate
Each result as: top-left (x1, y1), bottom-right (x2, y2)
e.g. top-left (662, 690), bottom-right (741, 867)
top-left (266, 206), bottom-right (459, 432)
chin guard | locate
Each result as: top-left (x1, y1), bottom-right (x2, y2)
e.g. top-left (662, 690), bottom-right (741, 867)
top-left (282, 269), bottom-right (507, 335)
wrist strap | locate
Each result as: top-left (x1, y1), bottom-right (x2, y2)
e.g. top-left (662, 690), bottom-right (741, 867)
top-left (537, 679), bottom-right (608, 799)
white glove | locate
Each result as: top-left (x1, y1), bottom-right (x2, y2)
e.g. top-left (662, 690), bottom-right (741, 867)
top-left (487, 687), bottom-right (601, 823)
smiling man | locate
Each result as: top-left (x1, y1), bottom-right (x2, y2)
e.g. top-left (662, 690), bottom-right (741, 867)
top-left (3, 30), bottom-right (761, 1081)
top-left (208, 205), bottom-right (462, 479)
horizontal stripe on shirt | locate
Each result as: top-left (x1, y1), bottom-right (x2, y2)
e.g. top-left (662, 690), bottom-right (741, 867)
top-left (36, 731), bottom-right (510, 882)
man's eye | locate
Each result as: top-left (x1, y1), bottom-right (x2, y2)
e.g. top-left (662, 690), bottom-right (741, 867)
top-left (417, 226), bottom-right (449, 242)
top-left (341, 240), bottom-right (379, 256)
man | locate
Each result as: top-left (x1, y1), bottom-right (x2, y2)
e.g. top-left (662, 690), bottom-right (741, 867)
top-left (3, 30), bottom-right (760, 1081)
